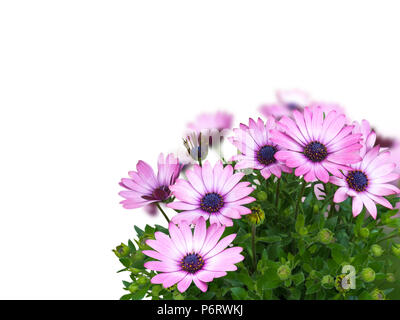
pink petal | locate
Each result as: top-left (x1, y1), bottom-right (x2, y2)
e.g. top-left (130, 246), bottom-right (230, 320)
top-left (144, 261), bottom-right (180, 272)
top-left (352, 196), bottom-right (363, 217)
top-left (315, 165), bottom-right (330, 183)
top-left (204, 234), bottom-right (237, 259)
top-left (151, 271), bottom-right (187, 288)
top-left (177, 274), bottom-right (193, 293)
top-left (193, 275), bottom-right (208, 292)
top-left (334, 187), bottom-right (349, 203)
top-left (193, 217), bottom-right (207, 253)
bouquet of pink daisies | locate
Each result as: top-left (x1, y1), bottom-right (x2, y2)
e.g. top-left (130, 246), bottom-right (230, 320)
top-left (114, 91), bottom-right (400, 300)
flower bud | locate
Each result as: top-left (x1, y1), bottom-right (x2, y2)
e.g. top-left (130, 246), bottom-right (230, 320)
top-left (386, 273), bottom-right (396, 283)
top-left (277, 265), bottom-right (291, 281)
top-left (256, 191), bottom-right (268, 202)
top-left (335, 274), bottom-right (351, 293)
top-left (361, 267), bottom-right (375, 283)
top-left (129, 267), bottom-right (141, 275)
top-left (298, 226), bottom-right (308, 236)
top-left (113, 243), bottom-right (130, 258)
top-left (392, 244), bottom-right (400, 257)
top-left (128, 284), bottom-right (139, 293)
top-left (321, 275), bottom-right (334, 288)
top-left (137, 276), bottom-right (148, 285)
top-left (309, 270), bottom-right (318, 280)
top-left (318, 228), bottom-right (335, 244)
top-left (359, 228), bottom-right (370, 239)
top-left (313, 204), bottom-right (320, 214)
top-left (246, 205), bottom-right (265, 225)
top-left (370, 288), bottom-right (385, 300)
top-left (371, 244), bottom-right (384, 257)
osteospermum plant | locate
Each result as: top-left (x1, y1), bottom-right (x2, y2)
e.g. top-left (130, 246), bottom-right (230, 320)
top-left (115, 106), bottom-right (400, 300)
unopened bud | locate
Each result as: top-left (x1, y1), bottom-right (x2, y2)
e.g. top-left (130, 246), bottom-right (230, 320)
top-left (392, 244), bottom-right (400, 257)
top-left (321, 275), bottom-right (334, 288)
top-left (386, 273), bottom-right (396, 283)
top-left (371, 244), bottom-right (384, 257)
top-left (246, 205), bottom-right (265, 225)
top-left (361, 267), bottom-right (376, 283)
top-left (256, 191), bottom-right (268, 202)
top-left (113, 243), bottom-right (130, 258)
top-left (359, 228), bottom-right (370, 239)
top-left (318, 228), bottom-right (335, 244)
top-left (370, 288), bottom-right (385, 300)
top-left (128, 284), bottom-right (139, 293)
top-left (277, 265), bottom-right (291, 281)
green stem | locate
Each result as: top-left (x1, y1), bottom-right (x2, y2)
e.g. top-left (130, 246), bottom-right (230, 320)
top-left (295, 180), bottom-right (306, 219)
top-left (251, 224), bottom-right (257, 271)
top-left (275, 179), bottom-right (281, 208)
top-left (156, 203), bottom-right (170, 223)
top-left (377, 234), bottom-right (399, 244)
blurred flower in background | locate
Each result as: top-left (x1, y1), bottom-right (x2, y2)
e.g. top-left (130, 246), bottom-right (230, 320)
top-left (259, 89), bottom-right (346, 119)
top-left (187, 111), bottom-right (233, 132)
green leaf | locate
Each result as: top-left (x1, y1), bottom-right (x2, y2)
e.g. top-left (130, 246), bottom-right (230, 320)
top-left (295, 214), bottom-right (305, 233)
top-left (292, 272), bottom-right (305, 286)
top-left (134, 226), bottom-right (144, 237)
top-left (120, 294), bottom-right (132, 300)
top-left (257, 236), bottom-right (282, 243)
top-left (231, 287), bottom-right (248, 300)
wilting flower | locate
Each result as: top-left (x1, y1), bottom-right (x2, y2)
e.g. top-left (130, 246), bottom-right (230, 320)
top-left (330, 146), bottom-right (400, 219)
top-left (187, 111), bottom-right (233, 132)
top-left (143, 217), bottom-right (244, 293)
top-left (271, 107), bottom-right (362, 183)
top-left (229, 117), bottom-right (291, 179)
top-left (119, 153), bottom-right (181, 209)
top-left (167, 161), bottom-right (255, 226)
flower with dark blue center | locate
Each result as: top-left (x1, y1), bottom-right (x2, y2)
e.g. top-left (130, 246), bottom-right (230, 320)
top-left (304, 141), bottom-right (328, 162)
top-left (181, 253), bottom-right (205, 274)
top-left (200, 193), bottom-right (224, 213)
top-left (346, 170), bottom-right (368, 192)
top-left (256, 145), bottom-right (277, 166)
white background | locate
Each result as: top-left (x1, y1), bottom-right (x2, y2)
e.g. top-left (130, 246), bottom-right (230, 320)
top-left (0, 0), bottom-right (399, 299)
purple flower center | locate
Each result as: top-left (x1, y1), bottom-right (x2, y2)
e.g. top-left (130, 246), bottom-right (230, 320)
top-left (304, 141), bottom-right (328, 162)
top-left (256, 145), bottom-right (277, 166)
top-left (346, 170), bottom-right (368, 192)
top-left (287, 102), bottom-right (301, 111)
top-left (142, 185), bottom-right (171, 201)
top-left (181, 253), bottom-right (204, 273)
top-left (200, 193), bottom-right (224, 213)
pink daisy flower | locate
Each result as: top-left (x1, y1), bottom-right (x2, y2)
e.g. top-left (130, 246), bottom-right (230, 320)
top-left (187, 111), bottom-right (233, 132)
top-left (119, 153), bottom-right (181, 209)
top-left (270, 107), bottom-right (363, 183)
top-left (330, 146), bottom-right (400, 219)
top-left (229, 117), bottom-right (291, 179)
top-left (167, 161), bottom-right (255, 226)
top-left (143, 217), bottom-right (244, 293)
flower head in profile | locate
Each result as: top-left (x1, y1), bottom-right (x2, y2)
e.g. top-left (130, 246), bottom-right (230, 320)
top-left (187, 111), bottom-right (233, 132)
top-left (119, 153), bottom-right (181, 209)
top-left (330, 146), bottom-right (400, 219)
top-left (183, 132), bottom-right (209, 163)
top-left (352, 119), bottom-right (376, 157)
top-left (229, 117), bottom-right (291, 179)
top-left (167, 161), bottom-right (255, 226)
top-left (143, 217), bottom-right (244, 293)
top-left (270, 107), bottom-right (362, 183)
